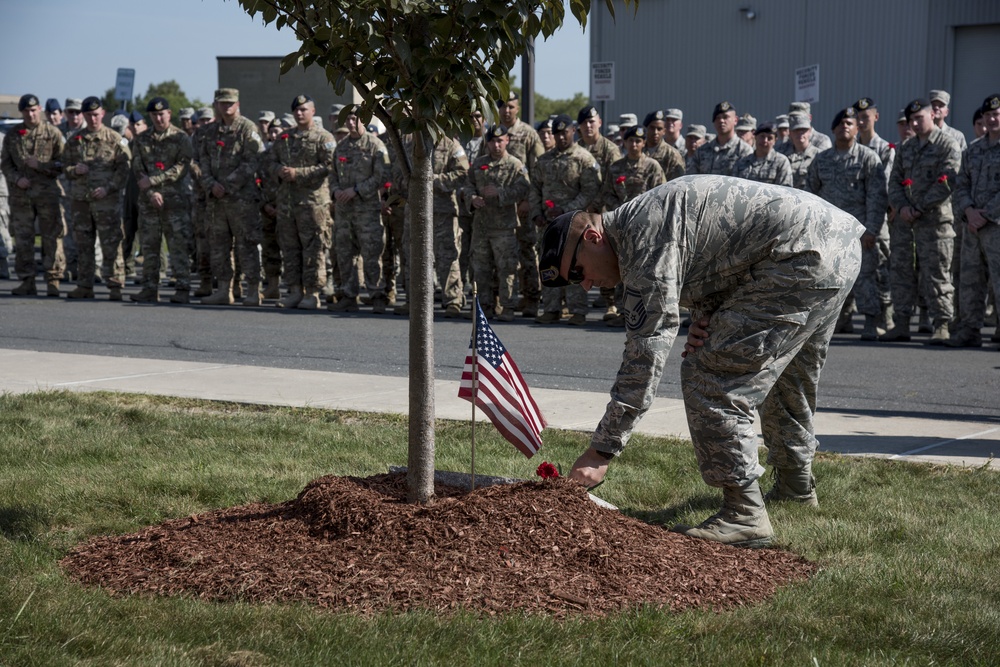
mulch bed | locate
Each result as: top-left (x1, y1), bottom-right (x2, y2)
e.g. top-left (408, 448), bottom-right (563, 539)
top-left (60, 474), bottom-right (817, 617)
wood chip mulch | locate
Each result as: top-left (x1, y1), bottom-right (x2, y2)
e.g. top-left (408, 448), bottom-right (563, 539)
top-left (59, 474), bottom-right (817, 617)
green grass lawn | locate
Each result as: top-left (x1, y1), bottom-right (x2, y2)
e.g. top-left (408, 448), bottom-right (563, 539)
top-left (1, 391), bottom-right (998, 666)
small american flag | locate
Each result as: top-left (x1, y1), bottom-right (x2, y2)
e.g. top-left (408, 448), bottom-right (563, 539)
top-left (458, 298), bottom-right (546, 458)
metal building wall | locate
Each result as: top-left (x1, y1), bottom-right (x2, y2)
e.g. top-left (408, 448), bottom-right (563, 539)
top-left (589, 0), bottom-right (998, 143)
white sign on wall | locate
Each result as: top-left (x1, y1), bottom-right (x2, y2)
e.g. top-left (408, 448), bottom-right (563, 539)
top-left (795, 64), bottom-right (819, 104)
top-left (115, 68), bottom-right (136, 103)
top-left (591, 61), bottom-right (615, 102)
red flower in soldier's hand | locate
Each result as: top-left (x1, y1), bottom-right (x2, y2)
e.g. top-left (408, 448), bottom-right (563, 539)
top-left (901, 179), bottom-right (913, 187)
top-left (154, 162), bottom-right (165, 170)
top-left (255, 178), bottom-right (262, 187)
top-left (280, 133), bottom-right (289, 140)
top-left (536, 461), bottom-right (559, 480)
top-left (616, 175), bottom-right (626, 184)
top-left (937, 174), bottom-right (948, 183)
top-left (216, 141), bottom-right (225, 147)
top-left (383, 181), bottom-right (392, 189)
top-left (544, 200), bottom-right (554, 208)
top-left (888, 143), bottom-right (896, 150)
top-left (480, 164), bottom-right (489, 170)
top-left (338, 156), bottom-right (348, 162)
top-left (17, 129), bottom-right (27, 136)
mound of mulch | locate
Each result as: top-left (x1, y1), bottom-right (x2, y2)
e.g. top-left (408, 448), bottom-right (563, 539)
top-left (60, 474), bottom-right (817, 617)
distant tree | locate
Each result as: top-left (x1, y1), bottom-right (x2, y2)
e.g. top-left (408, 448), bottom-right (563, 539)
top-left (239, 0), bottom-right (636, 503)
top-left (534, 91), bottom-right (590, 122)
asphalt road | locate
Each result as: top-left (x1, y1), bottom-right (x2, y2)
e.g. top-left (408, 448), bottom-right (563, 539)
top-left (3, 279), bottom-right (1000, 423)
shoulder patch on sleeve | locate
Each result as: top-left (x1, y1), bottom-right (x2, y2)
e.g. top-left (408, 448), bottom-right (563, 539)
top-left (325, 142), bottom-right (335, 150)
top-left (120, 138), bottom-right (129, 149)
top-left (622, 287), bottom-right (649, 332)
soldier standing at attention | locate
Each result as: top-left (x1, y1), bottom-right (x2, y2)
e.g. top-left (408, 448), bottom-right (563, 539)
top-left (189, 107), bottom-right (216, 298)
top-left (536, 118), bottom-right (555, 152)
top-left (497, 92), bottom-right (545, 318)
top-left (643, 110), bottom-right (685, 181)
top-left (732, 122), bottom-right (792, 186)
top-left (663, 108), bottom-right (686, 155)
top-left (539, 177), bottom-right (862, 548)
top-left (806, 106), bottom-right (888, 341)
top-left (784, 113), bottom-right (822, 191)
top-left (530, 113), bottom-right (602, 325)
top-left (1, 94), bottom-right (66, 296)
top-left (130, 97), bottom-right (194, 304)
top-left (774, 115), bottom-right (790, 151)
top-left (692, 102), bottom-right (753, 176)
top-left (785, 102), bottom-right (832, 152)
top-left (197, 88), bottom-right (265, 306)
top-left (929, 90), bottom-right (968, 153)
top-left (735, 114), bottom-right (757, 147)
top-left (882, 99), bottom-right (962, 344)
top-left (457, 110), bottom-right (486, 292)
top-left (264, 95), bottom-right (335, 310)
top-left (62, 96), bottom-right (131, 300)
top-left (683, 125), bottom-right (706, 174)
top-left (461, 124), bottom-right (530, 321)
top-left (327, 107), bottom-right (392, 313)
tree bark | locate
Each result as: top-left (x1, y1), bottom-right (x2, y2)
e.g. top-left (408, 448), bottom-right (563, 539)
top-left (406, 131), bottom-right (436, 503)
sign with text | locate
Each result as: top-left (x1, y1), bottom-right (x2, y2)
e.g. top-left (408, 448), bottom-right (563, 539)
top-left (591, 61), bottom-right (614, 102)
top-left (795, 64), bottom-right (819, 104)
top-left (114, 68), bottom-right (136, 103)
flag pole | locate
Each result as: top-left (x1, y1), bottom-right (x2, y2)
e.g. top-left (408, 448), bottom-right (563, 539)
top-left (470, 283), bottom-right (478, 491)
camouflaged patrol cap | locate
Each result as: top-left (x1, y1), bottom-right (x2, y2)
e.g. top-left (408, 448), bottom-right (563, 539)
top-left (178, 107), bottom-right (196, 120)
top-left (788, 112), bottom-right (811, 130)
top-left (291, 94), bottom-right (313, 111)
top-left (552, 114), bottom-right (574, 133)
top-left (623, 125), bottom-right (646, 141)
top-left (196, 106), bottom-right (215, 121)
top-left (929, 90), bottom-right (951, 106)
top-left (853, 97), bottom-right (877, 112)
top-left (485, 124), bottom-right (508, 141)
top-left (81, 96), bottom-right (102, 112)
top-left (665, 108), bottom-right (683, 120)
top-left (214, 88), bottom-right (239, 103)
top-left (258, 110), bottom-right (275, 122)
top-left (64, 98), bottom-right (83, 112)
top-left (18, 94), bottom-right (40, 111)
top-left (577, 105), bottom-right (600, 124)
top-left (735, 114), bottom-right (757, 132)
top-left (980, 93), bottom-right (1000, 114)
top-left (45, 98), bottom-right (61, 113)
top-left (605, 123), bottom-right (619, 136)
top-left (896, 108), bottom-right (907, 124)
top-left (789, 101), bottom-right (811, 114)
top-left (831, 106), bottom-right (857, 131)
top-left (618, 113), bottom-right (638, 128)
top-left (643, 110), bottom-right (666, 127)
top-left (146, 97), bottom-right (169, 112)
top-left (712, 101), bottom-right (735, 120)
top-left (281, 113), bottom-right (296, 128)
top-left (538, 211), bottom-right (583, 288)
top-left (684, 124), bottom-right (706, 138)
top-left (775, 114), bottom-right (790, 129)
top-left (904, 98), bottom-right (931, 121)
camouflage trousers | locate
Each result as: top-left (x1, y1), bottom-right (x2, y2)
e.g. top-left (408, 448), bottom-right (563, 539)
top-left (542, 283), bottom-right (588, 315)
top-left (334, 205), bottom-right (385, 299)
top-left (471, 225), bottom-right (519, 312)
top-left (888, 220), bottom-right (954, 323)
top-left (70, 199), bottom-right (124, 288)
top-left (261, 210), bottom-right (282, 279)
top-left (382, 205), bottom-right (405, 294)
top-left (138, 198), bottom-right (192, 290)
top-left (681, 248), bottom-right (861, 488)
top-left (207, 197), bottom-right (262, 288)
top-left (277, 203), bottom-right (331, 291)
top-left (9, 190), bottom-right (65, 282)
top-left (192, 197), bottom-right (211, 281)
top-left (956, 222), bottom-right (1000, 331)
top-left (400, 210), bottom-right (464, 308)
top-left (517, 212), bottom-right (540, 303)
top-left (458, 212), bottom-right (473, 288)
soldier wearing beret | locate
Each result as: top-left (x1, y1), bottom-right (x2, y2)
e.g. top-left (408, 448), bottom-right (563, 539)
top-left (196, 87), bottom-right (266, 306)
top-left (882, 98), bottom-right (963, 344)
top-left (130, 97), bottom-right (194, 304)
top-left (536, 118), bottom-right (555, 152)
top-left (262, 94), bottom-right (336, 310)
top-left (692, 102), bottom-right (753, 176)
top-left (643, 109), bottom-right (685, 181)
top-left (732, 122), bottom-right (792, 187)
top-left (45, 99), bottom-right (65, 133)
top-left (539, 176), bottom-right (862, 548)
top-left (1, 94), bottom-right (67, 296)
top-left (460, 124), bottom-right (530, 321)
top-left (61, 96), bottom-right (131, 299)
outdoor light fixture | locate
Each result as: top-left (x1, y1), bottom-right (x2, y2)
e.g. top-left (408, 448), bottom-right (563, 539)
top-left (739, 7), bottom-right (757, 20)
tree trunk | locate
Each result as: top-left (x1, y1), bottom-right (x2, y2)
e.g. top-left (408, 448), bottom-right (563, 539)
top-left (406, 131), bottom-right (436, 503)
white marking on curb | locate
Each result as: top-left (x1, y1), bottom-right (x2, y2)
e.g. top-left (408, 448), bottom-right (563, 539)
top-left (52, 365), bottom-right (229, 386)
top-left (892, 426), bottom-right (1000, 458)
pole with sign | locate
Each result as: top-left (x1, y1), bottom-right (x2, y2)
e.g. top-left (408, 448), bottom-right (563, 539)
top-left (115, 68), bottom-right (136, 111)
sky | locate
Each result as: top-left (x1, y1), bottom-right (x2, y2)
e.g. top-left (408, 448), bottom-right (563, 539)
top-left (0, 0), bottom-right (590, 109)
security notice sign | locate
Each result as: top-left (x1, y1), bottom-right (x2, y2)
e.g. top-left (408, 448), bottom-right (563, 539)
top-left (795, 64), bottom-right (819, 104)
top-left (591, 61), bottom-right (614, 102)
top-left (115, 68), bottom-right (136, 103)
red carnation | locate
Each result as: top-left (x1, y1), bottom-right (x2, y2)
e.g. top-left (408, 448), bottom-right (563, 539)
top-left (216, 140), bottom-right (225, 147)
top-left (479, 164), bottom-right (489, 171)
top-left (255, 177), bottom-right (262, 187)
top-left (901, 179), bottom-right (913, 187)
top-left (616, 175), bottom-right (626, 184)
top-left (338, 156), bottom-right (348, 162)
top-left (383, 181), bottom-right (392, 189)
top-left (544, 199), bottom-right (554, 208)
top-left (17, 129), bottom-right (27, 136)
top-left (888, 143), bottom-right (896, 150)
top-left (280, 133), bottom-right (289, 140)
top-left (937, 174), bottom-right (948, 183)
top-left (154, 162), bottom-right (165, 170)
top-left (536, 461), bottom-right (559, 480)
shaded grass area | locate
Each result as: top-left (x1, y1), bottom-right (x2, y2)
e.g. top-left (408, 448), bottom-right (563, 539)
top-left (1, 390), bottom-right (998, 666)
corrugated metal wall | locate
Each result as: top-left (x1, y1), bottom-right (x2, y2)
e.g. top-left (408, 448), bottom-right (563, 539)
top-left (589, 0), bottom-right (999, 143)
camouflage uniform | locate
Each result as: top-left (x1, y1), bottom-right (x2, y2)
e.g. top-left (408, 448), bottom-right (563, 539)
top-left (381, 136), bottom-right (407, 300)
top-left (132, 123), bottom-right (194, 293)
top-left (592, 176), bottom-right (862, 491)
top-left (579, 135), bottom-right (622, 196)
top-left (531, 143), bottom-right (602, 318)
top-left (256, 153), bottom-right (281, 296)
top-left (732, 150), bottom-right (792, 186)
top-left (602, 154), bottom-right (665, 211)
top-left (188, 123), bottom-right (213, 293)
top-left (887, 128), bottom-right (962, 326)
top-left (462, 152), bottom-right (530, 314)
top-left (198, 116), bottom-right (265, 299)
top-left (787, 145), bottom-right (821, 191)
top-left (952, 133), bottom-right (1000, 337)
top-left (0, 119), bottom-right (66, 288)
top-left (62, 125), bottom-right (131, 290)
top-left (940, 122), bottom-right (968, 153)
top-left (427, 137), bottom-right (468, 309)
top-left (264, 125), bottom-right (335, 294)
top-left (807, 143), bottom-right (888, 318)
top-left (691, 135), bottom-right (753, 176)
top-left (0, 134), bottom-right (9, 278)
top-left (458, 133), bottom-right (484, 289)
top-left (858, 132), bottom-right (896, 314)
top-left (643, 140), bottom-right (686, 181)
top-left (329, 130), bottom-right (391, 302)
top-left (505, 119), bottom-right (546, 310)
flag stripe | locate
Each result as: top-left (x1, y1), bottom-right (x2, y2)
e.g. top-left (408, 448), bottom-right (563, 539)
top-left (460, 364), bottom-right (542, 453)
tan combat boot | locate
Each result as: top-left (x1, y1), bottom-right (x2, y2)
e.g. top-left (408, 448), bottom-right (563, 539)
top-left (296, 290), bottom-right (320, 310)
top-left (672, 481), bottom-right (775, 549)
top-left (12, 278), bottom-right (37, 296)
top-left (46, 279), bottom-right (60, 297)
top-left (193, 277), bottom-right (213, 297)
top-left (279, 285), bottom-right (304, 309)
top-left (927, 321), bottom-right (950, 346)
top-left (201, 285), bottom-right (234, 305)
top-left (879, 316), bottom-right (911, 342)
top-left (602, 304), bottom-right (618, 321)
top-left (763, 465), bottom-right (819, 507)
top-left (262, 271), bottom-right (281, 300)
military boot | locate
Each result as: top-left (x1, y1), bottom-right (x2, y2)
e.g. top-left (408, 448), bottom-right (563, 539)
top-left (232, 281), bottom-right (243, 301)
top-left (169, 289), bottom-right (190, 304)
top-left (371, 294), bottom-right (389, 314)
top-left (534, 311), bottom-right (561, 324)
top-left (67, 285), bottom-right (95, 299)
top-left (242, 284), bottom-right (262, 307)
top-left (918, 308), bottom-right (933, 333)
top-left (131, 286), bottom-right (159, 303)
top-left (201, 286), bottom-right (234, 305)
top-left (927, 321), bottom-right (950, 346)
top-left (835, 308), bottom-right (854, 334)
top-left (566, 313), bottom-right (587, 326)
top-left (672, 481), bottom-right (774, 548)
top-left (860, 315), bottom-right (879, 341)
top-left (296, 290), bottom-right (320, 310)
top-left (764, 465), bottom-right (819, 507)
top-left (193, 277), bottom-right (213, 297)
top-left (879, 316), bottom-right (911, 342)
top-left (12, 278), bottom-right (37, 296)
top-left (520, 299), bottom-right (539, 318)
top-left (945, 328), bottom-right (982, 348)
top-left (328, 296), bottom-right (359, 312)
top-left (279, 285), bottom-right (304, 309)
top-left (262, 271), bottom-right (281, 300)
top-left (877, 303), bottom-right (894, 335)
top-left (606, 314), bottom-right (626, 328)
top-left (108, 287), bottom-right (122, 301)
top-left (444, 303), bottom-right (462, 318)
top-left (602, 304), bottom-right (619, 321)
top-left (46, 279), bottom-right (60, 297)
top-left (393, 301), bottom-right (409, 316)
